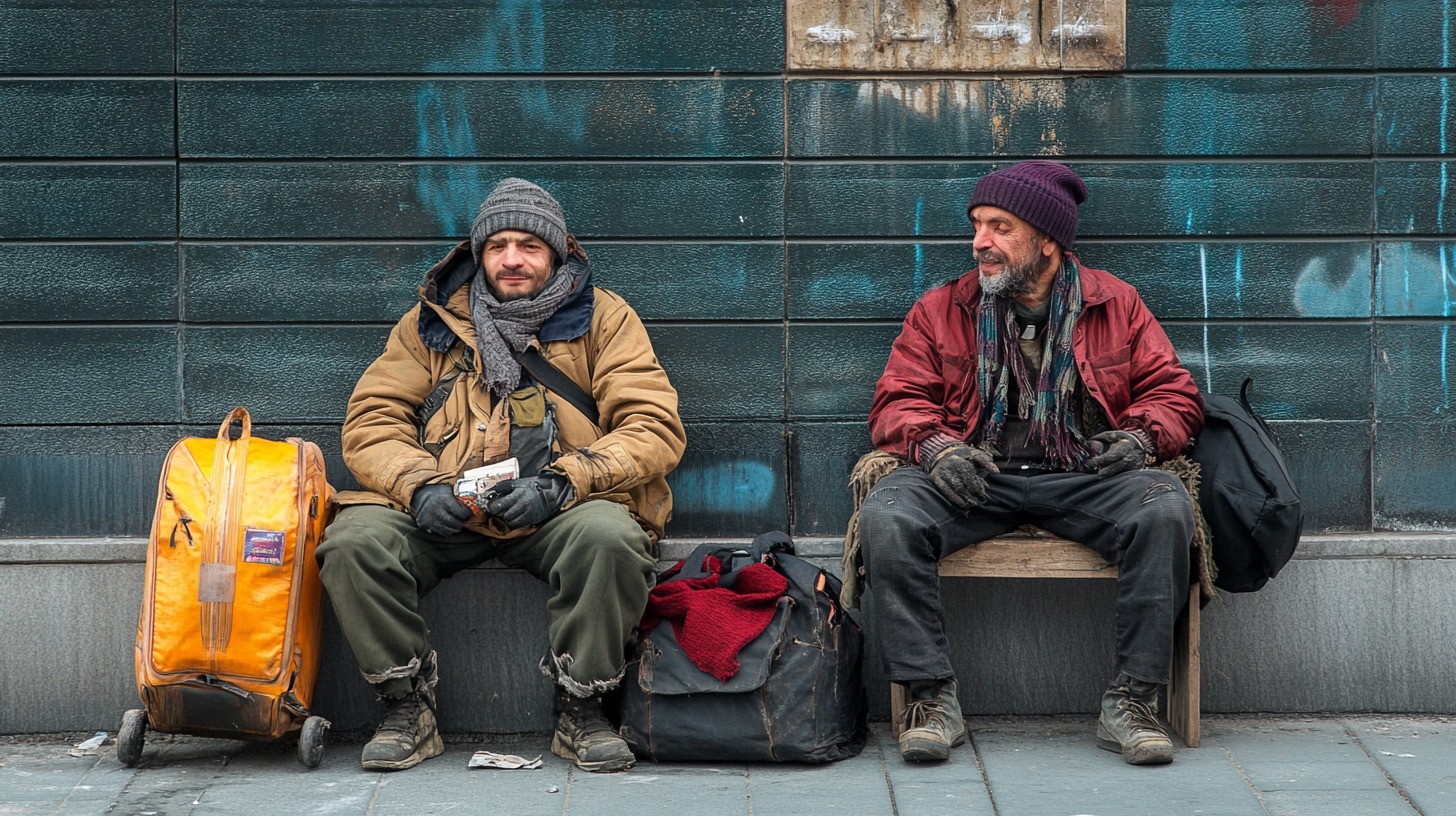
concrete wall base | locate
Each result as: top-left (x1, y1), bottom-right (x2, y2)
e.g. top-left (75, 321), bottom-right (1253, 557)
top-left (3, 535), bottom-right (1453, 734)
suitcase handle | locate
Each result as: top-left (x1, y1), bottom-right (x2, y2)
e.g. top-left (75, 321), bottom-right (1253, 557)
top-left (216, 407), bottom-right (253, 443)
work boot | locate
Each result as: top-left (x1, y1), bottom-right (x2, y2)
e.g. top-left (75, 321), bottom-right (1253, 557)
top-left (360, 681), bottom-right (444, 771)
top-left (551, 692), bottom-right (635, 772)
top-left (897, 678), bottom-right (967, 762)
top-left (1096, 680), bottom-right (1174, 765)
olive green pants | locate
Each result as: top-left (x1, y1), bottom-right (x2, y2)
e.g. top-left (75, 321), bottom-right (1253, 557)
top-left (316, 500), bottom-right (656, 699)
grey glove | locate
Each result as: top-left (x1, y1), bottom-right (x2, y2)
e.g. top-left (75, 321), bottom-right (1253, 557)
top-left (922, 442), bottom-right (999, 509)
top-left (1085, 430), bottom-right (1150, 478)
top-left (485, 473), bottom-right (573, 530)
top-left (410, 483), bottom-right (473, 537)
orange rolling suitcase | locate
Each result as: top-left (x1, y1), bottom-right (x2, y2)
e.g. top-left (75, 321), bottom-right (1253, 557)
top-left (119, 407), bottom-right (333, 768)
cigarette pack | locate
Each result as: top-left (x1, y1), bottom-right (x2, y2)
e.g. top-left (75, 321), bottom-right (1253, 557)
top-left (454, 458), bottom-right (520, 511)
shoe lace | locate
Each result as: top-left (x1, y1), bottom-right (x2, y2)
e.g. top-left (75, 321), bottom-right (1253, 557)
top-left (904, 698), bottom-right (949, 732)
top-left (1120, 697), bottom-right (1167, 736)
top-left (379, 691), bottom-right (432, 735)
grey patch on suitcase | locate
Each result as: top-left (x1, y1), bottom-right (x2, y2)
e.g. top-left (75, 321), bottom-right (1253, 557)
top-left (198, 563), bottom-right (236, 603)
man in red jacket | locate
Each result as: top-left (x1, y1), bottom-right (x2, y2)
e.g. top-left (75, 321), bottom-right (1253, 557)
top-left (860, 160), bottom-right (1204, 766)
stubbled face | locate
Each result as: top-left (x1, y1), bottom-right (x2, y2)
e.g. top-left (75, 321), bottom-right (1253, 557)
top-left (482, 229), bottom-right (555, 300)
top-left (970, 205), bottom-right (1054, 298)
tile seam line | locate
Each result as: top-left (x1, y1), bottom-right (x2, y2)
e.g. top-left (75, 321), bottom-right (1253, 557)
top-left (13, 156), bottom-right (1450, 164)
top-left (1213, 734), bottom-right (1279, 815)
top-left (14, 70), bottom-right (1450, 80)
top-left (1341, 721), bottom-right (1428, 815)
top-left (171, 72), bottom-right (785, 81)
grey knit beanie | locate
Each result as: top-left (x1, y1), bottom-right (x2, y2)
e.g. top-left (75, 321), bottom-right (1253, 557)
top-left (470, 178), bottom-right (569, 265)
top-left (967, 160), bottom-right (1088, 250)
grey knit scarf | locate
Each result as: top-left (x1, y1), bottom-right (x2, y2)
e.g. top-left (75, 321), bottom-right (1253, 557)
top-left (469, 263), bottom-right (581, 399)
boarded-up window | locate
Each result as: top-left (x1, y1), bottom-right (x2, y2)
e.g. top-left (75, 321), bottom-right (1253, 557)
top-left (788, 0), bottom-right (1125, 72)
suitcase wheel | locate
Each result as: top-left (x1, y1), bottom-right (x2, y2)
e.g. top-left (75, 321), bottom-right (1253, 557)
top-left (117, 709), bottom-right (147, 767)
top-left (297, 715), bottom-right (330, 769)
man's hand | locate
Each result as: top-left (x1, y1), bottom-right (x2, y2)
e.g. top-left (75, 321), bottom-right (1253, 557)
top-left (923, 443), bottom-right (999, 509)
top-left (1085, 430), bottom-right (1150, 478)
top-left (410, 483), bottom-right (473, 537)
top-left (485, 473), bottom-right (573, 530)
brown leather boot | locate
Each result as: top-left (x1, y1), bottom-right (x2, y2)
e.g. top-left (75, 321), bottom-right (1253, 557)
top-left (360, 681), bottom-right (444, 771)
top-left (551, 692), bottom-right (635, 773)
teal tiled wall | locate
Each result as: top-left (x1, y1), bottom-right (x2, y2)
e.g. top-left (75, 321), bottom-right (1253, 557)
top-left (2, 0), bottom-right (1453, 536)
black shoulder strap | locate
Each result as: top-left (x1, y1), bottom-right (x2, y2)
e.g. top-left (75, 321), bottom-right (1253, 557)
top-left (514, 346), bottom-right (600, 427)
top-left (415, 347), bottom-right (474, 452)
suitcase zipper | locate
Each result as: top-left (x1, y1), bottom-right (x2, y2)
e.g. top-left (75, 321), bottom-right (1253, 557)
top-left (274, 441), bottom-right (311, 695)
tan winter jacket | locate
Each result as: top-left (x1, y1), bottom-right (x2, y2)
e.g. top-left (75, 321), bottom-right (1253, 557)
top-left (335, 241), bottom-right (686, 544)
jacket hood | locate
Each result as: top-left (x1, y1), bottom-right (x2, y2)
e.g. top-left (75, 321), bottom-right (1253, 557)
top-left (416, 239), bottom-right (596, 353)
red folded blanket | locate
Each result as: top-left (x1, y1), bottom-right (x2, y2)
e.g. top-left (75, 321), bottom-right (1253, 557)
top-left (641, 556), bottom-right (788, 682)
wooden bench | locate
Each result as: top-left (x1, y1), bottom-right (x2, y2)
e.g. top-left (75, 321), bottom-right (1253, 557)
top-left (889, 532), bottom-right (1201, 747)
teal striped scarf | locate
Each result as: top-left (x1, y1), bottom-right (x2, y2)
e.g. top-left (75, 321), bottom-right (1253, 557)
top-left (973, 257), bottom-right (1089, 469)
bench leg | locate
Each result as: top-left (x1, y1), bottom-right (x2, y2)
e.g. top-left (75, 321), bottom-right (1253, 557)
top-left (1168, 584), bottom-right (1201, 748)
top-left (889, 682), bottom-right (907, 739)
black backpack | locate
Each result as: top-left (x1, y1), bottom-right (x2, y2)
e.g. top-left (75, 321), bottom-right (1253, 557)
top-left (1189, 378), bottom-right (1304, 592)
top-left (619, 532), bottom-right (868, 763)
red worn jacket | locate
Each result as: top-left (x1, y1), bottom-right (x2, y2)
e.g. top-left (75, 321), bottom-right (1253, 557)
top-left (870, 257), bottom-right (1204, 463)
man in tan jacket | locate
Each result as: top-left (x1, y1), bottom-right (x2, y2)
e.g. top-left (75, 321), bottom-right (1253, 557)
top-left (318, 178), bottom-right (686, 773)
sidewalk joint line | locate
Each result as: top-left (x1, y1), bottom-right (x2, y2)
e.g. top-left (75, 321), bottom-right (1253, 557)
top-left (967, 729), bottom-right (1002, 816)
top-left (745, 766), bottom-right (755, 816)
top-left (1214, 735), bottom-right (1278, 816)
top-left (1342, 721), bottom-right (1428, 815)
top-left (561, 764), bottom-right (575, 815)
top-left (873, 727), bottom-right (902, 816)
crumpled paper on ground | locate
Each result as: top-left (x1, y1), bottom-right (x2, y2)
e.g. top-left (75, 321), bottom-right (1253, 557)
top-left (467, 750), bottom-right (543, 770)
top-left (69, 732), bottom-right (108, 757)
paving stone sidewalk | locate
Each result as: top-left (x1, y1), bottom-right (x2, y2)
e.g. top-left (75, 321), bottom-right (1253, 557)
top-left (3, 716), bottom-right (1453, 815)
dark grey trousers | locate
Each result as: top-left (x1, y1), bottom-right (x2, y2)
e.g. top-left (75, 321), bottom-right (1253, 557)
top-left (316, 500), bottom-right (656, 699)
top-left (858, 466), bottom-right (1193, 686)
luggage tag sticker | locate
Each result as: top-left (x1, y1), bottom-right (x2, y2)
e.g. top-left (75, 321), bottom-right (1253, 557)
top-left (198, 563), bottom-right (236, 603)
top-left (242, 528), bottom-right (285, 565)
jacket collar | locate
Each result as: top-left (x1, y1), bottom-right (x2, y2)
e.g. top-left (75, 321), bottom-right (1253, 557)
top-left (416, 240), bottom-right (596, 353)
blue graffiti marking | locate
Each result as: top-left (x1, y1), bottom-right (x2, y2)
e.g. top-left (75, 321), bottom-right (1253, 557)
top-left (412, 1), bottom-right (596, 234)
top-left (1232, 245), bottom-right (1244, 313)
top-left (1403, 241), bottom-right (1413, 308)
top-left (1294, 250), bottom-right (1369, 317)
top-left (415, 85), bottom-right (487, 236)
top-left (914, 196), bottom-right (926, 292)
top-left (467, 0), bottom-right (547, 72)
top-left (670, 461), bottom-right (777, 512)
top-left (1443, 3), bottom-right (1452, 410)
top-left (1199, 243), bottom-right (1212, 391)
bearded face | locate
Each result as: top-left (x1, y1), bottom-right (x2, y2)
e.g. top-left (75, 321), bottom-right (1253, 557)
top-left (976, 231), bottom-right (1047, 297)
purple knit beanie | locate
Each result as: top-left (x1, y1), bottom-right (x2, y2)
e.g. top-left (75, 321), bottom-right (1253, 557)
top-left (967, 160), bottom-right (1088, 250)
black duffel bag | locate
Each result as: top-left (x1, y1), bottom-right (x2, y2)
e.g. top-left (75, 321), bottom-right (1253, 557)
top-left (619, 532), bottom-right (867, 763)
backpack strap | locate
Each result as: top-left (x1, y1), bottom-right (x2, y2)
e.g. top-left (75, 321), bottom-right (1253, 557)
top-left (415, 346), bottom-right (474, 453)
top-left (514, 346), bottom-right (600, 427)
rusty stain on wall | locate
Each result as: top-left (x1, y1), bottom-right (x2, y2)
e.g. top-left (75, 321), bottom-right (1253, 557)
top-left (845, 78), bottom-right (1068, 156)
